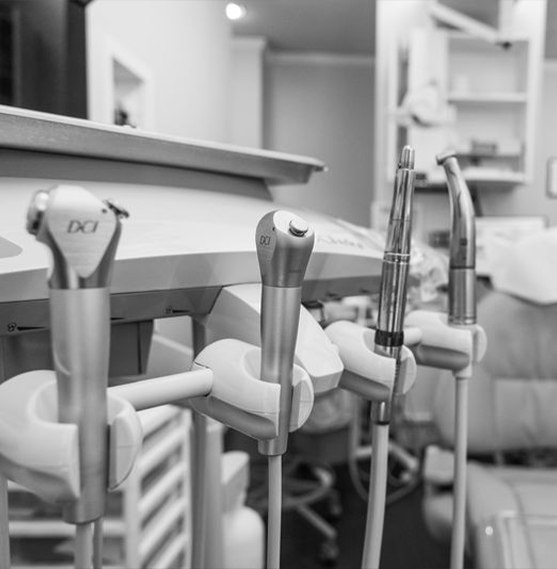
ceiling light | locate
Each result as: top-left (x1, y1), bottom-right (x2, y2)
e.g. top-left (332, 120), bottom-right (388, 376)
top-left (226, 3), bottom-right (246, 21)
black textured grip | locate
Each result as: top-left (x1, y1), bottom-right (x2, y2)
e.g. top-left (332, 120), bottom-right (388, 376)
top-left (374, 329), bottom-right (404, 348)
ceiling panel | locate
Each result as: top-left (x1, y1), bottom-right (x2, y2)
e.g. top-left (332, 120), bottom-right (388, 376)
top-left (231, 0), bottom-right (375, 55)
top-left (231, 0), bottom-right (555, 58)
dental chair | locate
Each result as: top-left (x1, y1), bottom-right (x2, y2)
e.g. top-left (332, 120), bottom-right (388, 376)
top-left (422, 287), bottom-right (557, 568)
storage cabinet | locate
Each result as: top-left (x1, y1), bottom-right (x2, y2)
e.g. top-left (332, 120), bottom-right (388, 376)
top-left (8, 406), bottom-right (192, 569)
top-left (445, 32), bottom-right (532, 185)
top-left (393, 27), bottom-right (538, 189)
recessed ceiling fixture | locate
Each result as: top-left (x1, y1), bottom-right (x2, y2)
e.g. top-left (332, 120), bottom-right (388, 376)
top-left (226, 2), bottom-right (247, 21)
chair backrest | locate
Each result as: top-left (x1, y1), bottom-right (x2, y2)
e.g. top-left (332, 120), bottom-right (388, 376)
top-left (433, 290), bottom-right (557, 453)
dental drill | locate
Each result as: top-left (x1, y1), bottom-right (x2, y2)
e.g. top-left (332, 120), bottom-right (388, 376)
top-left (405, 150), bottom-right (486, 569)
top-left (438, 150), bottom-right (476, 569)
top-left (363, 146), bottom-right (416, 569)
top-left (27, 185), bottom-right (127, 569)
top-left (255, 210), bottom-right (315, 569)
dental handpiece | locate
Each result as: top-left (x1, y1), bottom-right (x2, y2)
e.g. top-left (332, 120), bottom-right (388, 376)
top-left (26, 185), bottom-right (127, 526)
top-left (436, 151), bottom-right (477, 569)
top-left (436, 150), bottom-right (476, 325)
top-left (373, 146), bottom-right (416, 419)
top-left (361, 146), bottom-right (416, 569)
top-left (255, 210), bottom-right (314, 456)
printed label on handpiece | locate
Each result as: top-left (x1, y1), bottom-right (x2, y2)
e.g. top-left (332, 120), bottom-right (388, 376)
top-left (256, 214), bottom-right (277, 276)
top-left (67, 220), bottom-right (100, 234)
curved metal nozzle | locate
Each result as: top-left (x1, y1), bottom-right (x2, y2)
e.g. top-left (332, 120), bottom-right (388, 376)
top-left (436, 148), bottom-right (457, 166)
top-left (436, 150), bottom-right (476, 325)
top-left (436, 149), bottom-right (475, 270)
top-left (26, 185), bottom-right (128, 290)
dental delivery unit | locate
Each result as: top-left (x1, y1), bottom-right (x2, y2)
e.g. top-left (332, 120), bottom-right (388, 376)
top-left (0, 104), bottom-right (493, 569)
top-left (0, 105), bottom-right (396, 569)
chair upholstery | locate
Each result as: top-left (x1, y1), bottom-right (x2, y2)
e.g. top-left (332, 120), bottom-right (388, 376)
top-left (434, 291), bottom-right (557, 453)
top-left (422, 290), bottom-right (557, 567)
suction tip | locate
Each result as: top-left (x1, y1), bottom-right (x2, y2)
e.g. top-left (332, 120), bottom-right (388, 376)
top-left (26, 189), bottom-right (50, 236)
top-left (399, 146), bottom-right (415, 169)
top-left (436, 149), bottom-right (457, 165)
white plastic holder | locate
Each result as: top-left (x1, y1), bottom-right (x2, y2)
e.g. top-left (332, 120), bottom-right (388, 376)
top-left (405, 310), bottom-right (488, 569)
top-left (189, 338), bottom-right (314, 440)
top-left (0, 370), bottom-right (143, 505)
top-left (325, 321), bottom-right (417, 402)
top-left (204, 283), bottom-right (344, 394)
top-left (404, 310), bottom-right (487, 375)
top-left (110, 368), bottom-right (213, 411)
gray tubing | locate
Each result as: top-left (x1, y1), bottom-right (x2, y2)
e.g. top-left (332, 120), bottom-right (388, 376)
top-left (361, 420), bottom-right (390, 569)
top-left (266, 455), bottom-right (283, 569)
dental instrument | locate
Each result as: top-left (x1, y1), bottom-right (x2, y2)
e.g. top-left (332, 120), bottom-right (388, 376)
top-left (0, 105), bottom-right (409, 567)
top-left (437, 149), bottom-right (476, 569)
top-left (255, 210), bottom-right (315, 569)
top-left (405, 149), bottom-right (486, 569)
top-left (198, 281), bottom-right (344, 567)
top-left (26, 185), bottom-right (127, 569)
top-left (364, 145), bottom-right (416, 569)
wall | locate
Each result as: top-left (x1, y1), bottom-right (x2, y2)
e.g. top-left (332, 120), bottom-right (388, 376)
top-left (264, 52), bottom-right (374, 227)
top-left (374, 0), bottom-right (433, 205)
top-left (86, 0), bottom-right (232, 142)
top-left (230, 37), bottom-right (266, 148)
top-left (479, 61), bottom-right (557, 225)
top-left (84, 2), bottom-right (557, 234)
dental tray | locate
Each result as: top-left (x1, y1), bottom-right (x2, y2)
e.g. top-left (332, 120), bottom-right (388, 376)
top-left (0, 106), bottom-right (386, 336)
top-left (0, 105), bottom-right (325, 186)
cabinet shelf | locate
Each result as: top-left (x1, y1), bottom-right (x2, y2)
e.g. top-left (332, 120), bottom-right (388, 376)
top-left (424, 167), bottom-right (526, 188)
top-left (456, 150), bottom-right (522, 159)
top-left (391, 26), bottom-right (536, 187)
top-left (448, 92), bottom-right (528, 104)
top-left (447, 31), bottom-right (529, 46)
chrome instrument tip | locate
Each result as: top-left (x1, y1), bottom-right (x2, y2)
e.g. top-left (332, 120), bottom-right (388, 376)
top-left (436, 148), bottom-right (457, 165)
top-left (399, 146), bottom-right (415, 169)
